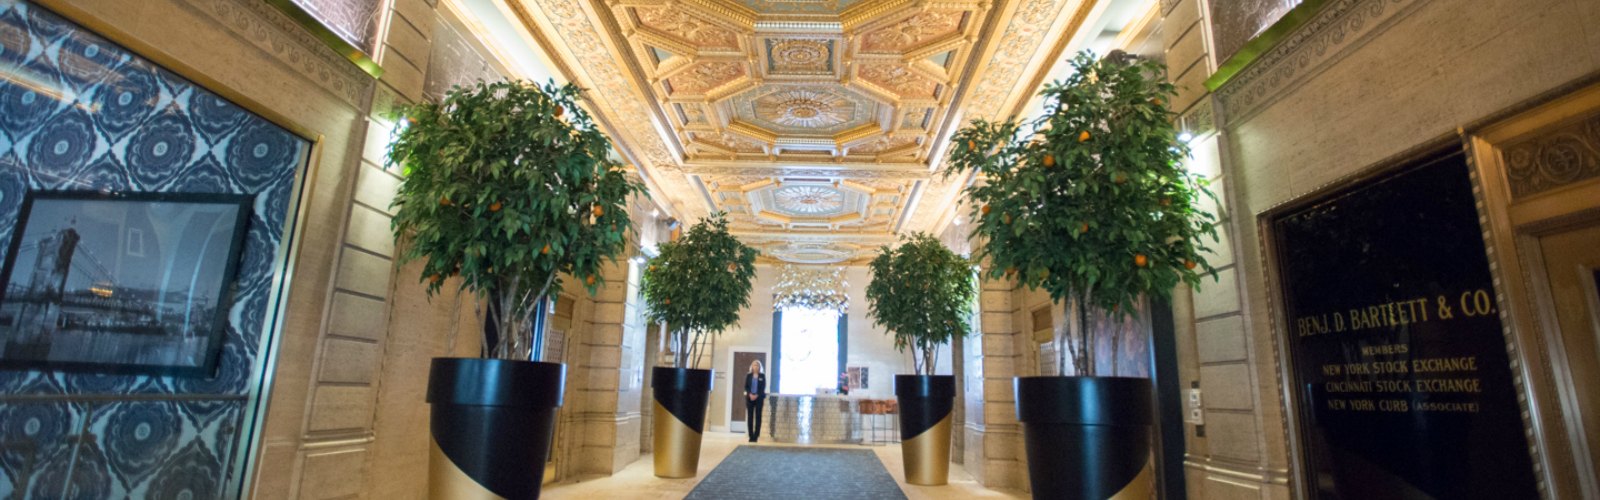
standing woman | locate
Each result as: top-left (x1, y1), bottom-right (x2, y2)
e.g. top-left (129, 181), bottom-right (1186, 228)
top-left (744, 360), bottom-right (767, 443)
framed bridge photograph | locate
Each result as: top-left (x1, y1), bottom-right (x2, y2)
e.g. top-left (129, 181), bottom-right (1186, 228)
top-left (0, 190), bottom-right (253, 377)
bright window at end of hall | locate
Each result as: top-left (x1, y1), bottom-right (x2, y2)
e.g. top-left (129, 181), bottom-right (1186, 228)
top-left (778, 307), bottom-right (840, 394)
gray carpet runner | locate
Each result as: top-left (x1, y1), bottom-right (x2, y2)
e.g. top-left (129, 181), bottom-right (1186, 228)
top-left (684, 446), bottom-right (908, 500)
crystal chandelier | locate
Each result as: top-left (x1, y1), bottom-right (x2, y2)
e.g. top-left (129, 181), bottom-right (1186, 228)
top-left (772, 265), bottom-right (849, 313)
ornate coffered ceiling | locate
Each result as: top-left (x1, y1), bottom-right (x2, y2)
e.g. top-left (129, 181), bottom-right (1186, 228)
top-left (504, 0), bottom-right (1097, 263)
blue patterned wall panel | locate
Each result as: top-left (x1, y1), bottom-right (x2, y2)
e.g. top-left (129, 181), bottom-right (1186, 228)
top-left (0, 0), bottom-right (307, 496)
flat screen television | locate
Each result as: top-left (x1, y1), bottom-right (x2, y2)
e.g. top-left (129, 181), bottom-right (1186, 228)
top-left (0, 190), bottom-right (253, 377)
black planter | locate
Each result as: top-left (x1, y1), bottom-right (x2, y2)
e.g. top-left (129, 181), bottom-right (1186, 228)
top-left (895, 374), bottom-right (956, 486)
top-left (1015, 376), bottom-right (1153, 499)
top-left (651, 366), bottom-right (714, 478)
top-left (426, 357), bottom-right (565, 500)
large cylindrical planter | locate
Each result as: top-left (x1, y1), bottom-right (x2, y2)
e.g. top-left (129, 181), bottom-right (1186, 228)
top-left (1015, 376), bottom-right (1153, 499)
top-left (652, 367), bottom-right (713, 478)
top-left (895, 374), bottom-right (956, 486)
top-left (426, 358), bottom-right (566, 500)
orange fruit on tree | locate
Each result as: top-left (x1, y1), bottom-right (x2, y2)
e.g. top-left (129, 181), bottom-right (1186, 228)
top-left (585, 275), bottom-right (596, 286)
top-left (439, 196), bottom-right (452, 206)
top-left (1079, 223), bottom-right (1089, 234)
top-left (663, 298), bottom-right (671, 305)
top-left (1114, 173), bottom-right (1127, 185)
top-left (555, 105), bottom-right (564, 118)
top-left (1134, 254), bottom-right (1148, 267)
top-left (981, 204), bottom-right (991, 216)
top-left (1078, 131), bottom-right (1091, 142)
top-left (1184, 260), bottom-right (1197, 270)
top-left (1043, 154), bottom-right (1056, 167)
top-left (489, 202), bottom-right (503, 212)
top-left (967, 140), bottom-right (976, 151)
top-left (648, 265), bottom-right (656, 272)
top-left (429, 274), bottom-right (442, 284)
top-left (541, 244), bottom-right (551, 255)
top-left (592, 205), bottom-right (604, 217)
top-left (1003, 213), bottom-right (1012, 225)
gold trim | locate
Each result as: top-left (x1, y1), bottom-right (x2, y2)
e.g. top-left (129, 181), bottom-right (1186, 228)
top-left (652, 400), bottom-right (704, 478)
top-left (262, 0), bottom-right (385, 79)
top-left (1109, 459), bottom-right (1155, 500)
top-left (430, 439), bottom-right (507, 500)
top-left (1203, 0), bottom-right (1333, 92)
top-left (900, 413), bottom-right (952, 486)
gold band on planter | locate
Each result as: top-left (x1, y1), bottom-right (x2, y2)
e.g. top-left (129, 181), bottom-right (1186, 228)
top-left (653, 400), bottom-right (703, 478)
top-left (901, 413), bottom-right (952, 486)
top-left (1110, 460), bottom-right (1155, 500)
top-left (429, 438), bottom-right (505, 500)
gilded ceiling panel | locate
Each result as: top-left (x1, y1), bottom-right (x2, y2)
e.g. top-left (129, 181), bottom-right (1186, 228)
top-left (856, 62), bottom-right (941, 101)
top-left (634, 7), bottom-right (742, 51)
top-left (859, 10), bottom-right (966, 53)
top-left (507, 0), bottom-right (1092, 263)
top-left (664, 61), bottom-right (748, 96)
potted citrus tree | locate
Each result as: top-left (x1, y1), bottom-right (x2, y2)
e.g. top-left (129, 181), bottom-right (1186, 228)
top-left (946, 51), bottom-right (1219, 498)
top-left (641, 212), bottom-right (758, 478)
top-left (388, 80), bottom-right (641, 499)
top-left (865, 232), bottom-right (976, 486)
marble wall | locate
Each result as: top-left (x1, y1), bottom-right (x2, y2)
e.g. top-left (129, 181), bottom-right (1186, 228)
top-left (1164, 0), bottom-right (1600, 497)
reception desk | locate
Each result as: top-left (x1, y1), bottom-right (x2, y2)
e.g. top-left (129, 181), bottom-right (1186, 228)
top-left (765, 394), bottom-right (862, 444)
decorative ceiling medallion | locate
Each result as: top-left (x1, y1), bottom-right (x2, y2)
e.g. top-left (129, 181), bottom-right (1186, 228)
top-left (635, 7), bottom-right (740, 50)
top-left (665, 61), bottom-right (746, 95)
top-left (860, 11), bottom-right (964, 53)
top-left (857, 62), bottom-right (939, 100)
top-left (772, 185), bottom-right (847, 215)
top-left (744, 87), bottom-right (864, 133)
top-left (766, 39), bottom-right (834, 75)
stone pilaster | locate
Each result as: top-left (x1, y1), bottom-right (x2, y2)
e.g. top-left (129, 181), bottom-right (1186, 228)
top-left (964, 276), bottom-right (1029, 491)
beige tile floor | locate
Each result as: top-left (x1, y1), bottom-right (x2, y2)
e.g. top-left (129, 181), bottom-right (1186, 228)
top-left (542, 431), bottom-right (1027, 499)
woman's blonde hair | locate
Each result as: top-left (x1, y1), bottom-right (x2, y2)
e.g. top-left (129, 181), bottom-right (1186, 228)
top-left (749, 359), bottom-right (764, 374)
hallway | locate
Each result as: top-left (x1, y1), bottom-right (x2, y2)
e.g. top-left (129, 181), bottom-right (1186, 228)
top-left (542, 433), bottom-right (1024, 500)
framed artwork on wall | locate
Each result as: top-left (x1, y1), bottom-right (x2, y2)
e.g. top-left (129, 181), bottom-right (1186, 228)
top-left (847, 365), bottom-right (868, 390)
top-left (0, 190), bottom-right (253, 377)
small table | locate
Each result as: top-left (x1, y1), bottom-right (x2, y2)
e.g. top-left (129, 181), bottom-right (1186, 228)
top-left (765, 394), bottom-right (861, 444)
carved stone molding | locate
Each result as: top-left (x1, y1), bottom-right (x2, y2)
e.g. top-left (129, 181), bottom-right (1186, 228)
top-left (1213, 0), bottom-right (1426, 125)
top-left (181, 0), bottom-right (373, 105)
top-left (1502, 112), bottom-right (1600, 199)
